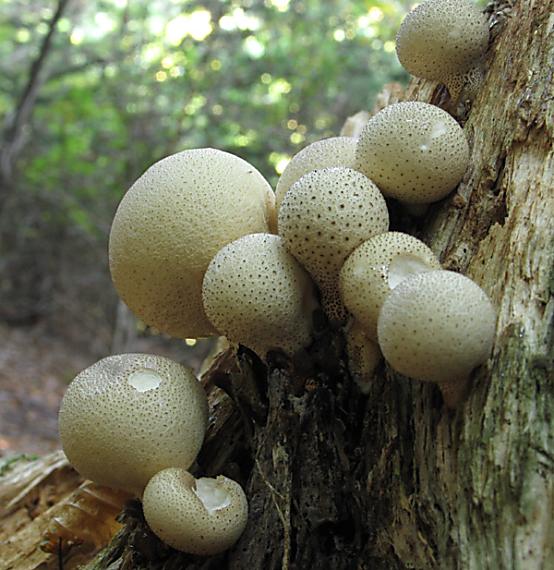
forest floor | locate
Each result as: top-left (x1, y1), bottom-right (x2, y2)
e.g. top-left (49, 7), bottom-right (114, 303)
top-left (0, 322), bottom-right (214, 458)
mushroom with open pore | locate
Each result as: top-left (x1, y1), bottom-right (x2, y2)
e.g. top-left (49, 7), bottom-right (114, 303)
top-left (59, 354), bottom-right (208, 496)
top-left (142, 468), bottom-right (248, 556)
top-left (340, 232), bottom-right (441, 340)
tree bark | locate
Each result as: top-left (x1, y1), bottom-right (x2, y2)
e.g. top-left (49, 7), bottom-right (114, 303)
top-left (85, 1), bottom-right (553, 569)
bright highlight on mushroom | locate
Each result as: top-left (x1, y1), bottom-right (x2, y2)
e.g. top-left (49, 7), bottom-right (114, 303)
top-left (142, 468), bottom-right (248, 556)
top-left (377, 270), bottom-right (496, 408)
top-left (59, 354), bottom-right (208, 496)
top-left (109, 148), bottom-right (275, 340)
top-left (355, 102), bottom-right (470, 204)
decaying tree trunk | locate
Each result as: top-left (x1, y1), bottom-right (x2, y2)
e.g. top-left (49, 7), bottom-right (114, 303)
top-left (20, 1), bottom-right (549, 569)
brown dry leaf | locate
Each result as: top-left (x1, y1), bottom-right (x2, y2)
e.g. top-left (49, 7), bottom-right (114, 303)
top-left (0, 452), bottom-right (130, 570)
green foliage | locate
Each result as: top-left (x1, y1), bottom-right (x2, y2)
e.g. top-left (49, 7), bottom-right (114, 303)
top-left (0, 0), bottom-right (409, 333)
top-left (2, 0), bottom-right (408, 222)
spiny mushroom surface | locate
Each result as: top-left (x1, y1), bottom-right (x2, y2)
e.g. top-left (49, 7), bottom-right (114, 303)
top-left (109, 148), bottom-right (275, 340)
top-left (59, 354), bottom-right (208, 496)
top-left (202, 233), bottom-right (318, 358)
top-left (377, 270), bottom-right (496, 408)
top-left (142, 468), bottom-right (248, 556)
top-left (340, 232), bottom-right (441, 340)
top-left (275, 137), bottom-right (358, 212)
top-left (278, 167), bottom-right (389, 321)
top-left (396, 0), bottom-right (489, 97)
top-left (355, 102), bottom-right (469, 204)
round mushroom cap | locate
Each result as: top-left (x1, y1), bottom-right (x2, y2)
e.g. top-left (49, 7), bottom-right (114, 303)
top-left (340, 232), bottom-right (441, 340)
top-left (278, 167), bottom-right (389, 321)
top-left (355, 102), bottom-right (469, 204)
top-left (202, 233), bottom-right (318, 358)
top-left (143, 468), bottom-right (248, 556)
top-left (109, 149), bottom-right (275, 340)
top-left (377, 270), bottom-right (496, 385)
top-left (275, 137), bottom-right (358, 212)
top-left (59, 354), bottom-right (208, 496)
top-left (396, 0), bottom-right (489, 82)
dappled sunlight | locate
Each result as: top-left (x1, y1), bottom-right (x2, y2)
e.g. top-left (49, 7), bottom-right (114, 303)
top-left (166, 9), bottom-right (213, 44)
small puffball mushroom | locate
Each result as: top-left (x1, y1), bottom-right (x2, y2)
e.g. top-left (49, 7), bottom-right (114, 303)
top-left (396, 0), bottom-right (489, 98)
top-left (59, 354), bottom-right (208, 496)
top-left (143, 468), bottom-right (248, 556)
top-left (275, 137), bottom-right (358, 212)
top-left (339, 232), bottom-right (441, 340)
top-left (355, 102), bottom-right (469, 204)
top-left (202, 233), bottom-right (318, 358)
top-left (109, 149), bottom-right (275, 340)
top-left (278, 167), bottom-right (389, 322)
top-left (377, 270), bottom-right (496, 408)
top-left (345, 320), bottom-right (382, 395)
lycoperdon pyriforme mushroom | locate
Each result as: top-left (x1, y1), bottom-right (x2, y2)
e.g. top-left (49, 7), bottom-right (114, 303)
top-left (278, 167), bottom-right (389, 322)
top-left (275, 136), bottom-right (358, 212)
top-left (355, 102), bottom-right (470, 204)
top-left (377, 270), bottom-right (496, 408)
top-left (396, 0), bottom-right (489, 99)
top-left (143, 468), bottom-right (248, 556)
top-left (202, 233), bottom-right (318, 359)
top-left (58, 354), bottom-right (208, 496)
top-left (340, 232), bottom-right (441, 340)
top-left (109, 148), bottom-right (276, 340)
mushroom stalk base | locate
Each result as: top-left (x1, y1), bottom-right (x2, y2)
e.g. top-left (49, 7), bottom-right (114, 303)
top-left (436, 377), bottom-right (470, 409)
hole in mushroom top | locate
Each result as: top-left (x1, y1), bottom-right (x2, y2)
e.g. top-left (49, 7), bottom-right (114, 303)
top-left (127, 368), bottom-right (162, 392)
top-left (193, 478), bottom-right (232, 514)
top-left (388, 254), bottom-right (436, 290)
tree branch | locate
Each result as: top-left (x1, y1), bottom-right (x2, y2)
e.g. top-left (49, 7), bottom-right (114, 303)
top-left (0, 0), bottom-right (71, 187)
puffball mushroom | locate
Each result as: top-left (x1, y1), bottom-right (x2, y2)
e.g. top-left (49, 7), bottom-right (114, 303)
top-left (275, 137), bottom-right (358, 212)
top-left (377, 270), bottom-right (496, 408)
top-left (340, 232), bottom-right (441, 340)
top-left (202, 233), bottom-right (318, 358)
top-left (143, 468), bottom-right (248, 556)
top-left (109, 149), bottom-right (276, 340)
top-left (278, 167), bottom-right (389, 322)
top-left (59, 354), bottom-right (208, 496)
top-left (396, 0), bottom-right (489, 99)
top-left (355, 102), bottom-right (469, 204)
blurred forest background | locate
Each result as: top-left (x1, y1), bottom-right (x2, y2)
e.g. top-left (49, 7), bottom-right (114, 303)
top-left (0, 0), bottom-right (481, 456)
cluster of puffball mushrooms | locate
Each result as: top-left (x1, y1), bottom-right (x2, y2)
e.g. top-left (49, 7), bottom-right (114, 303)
top-left (59, 0), bottom-right (496, 557)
